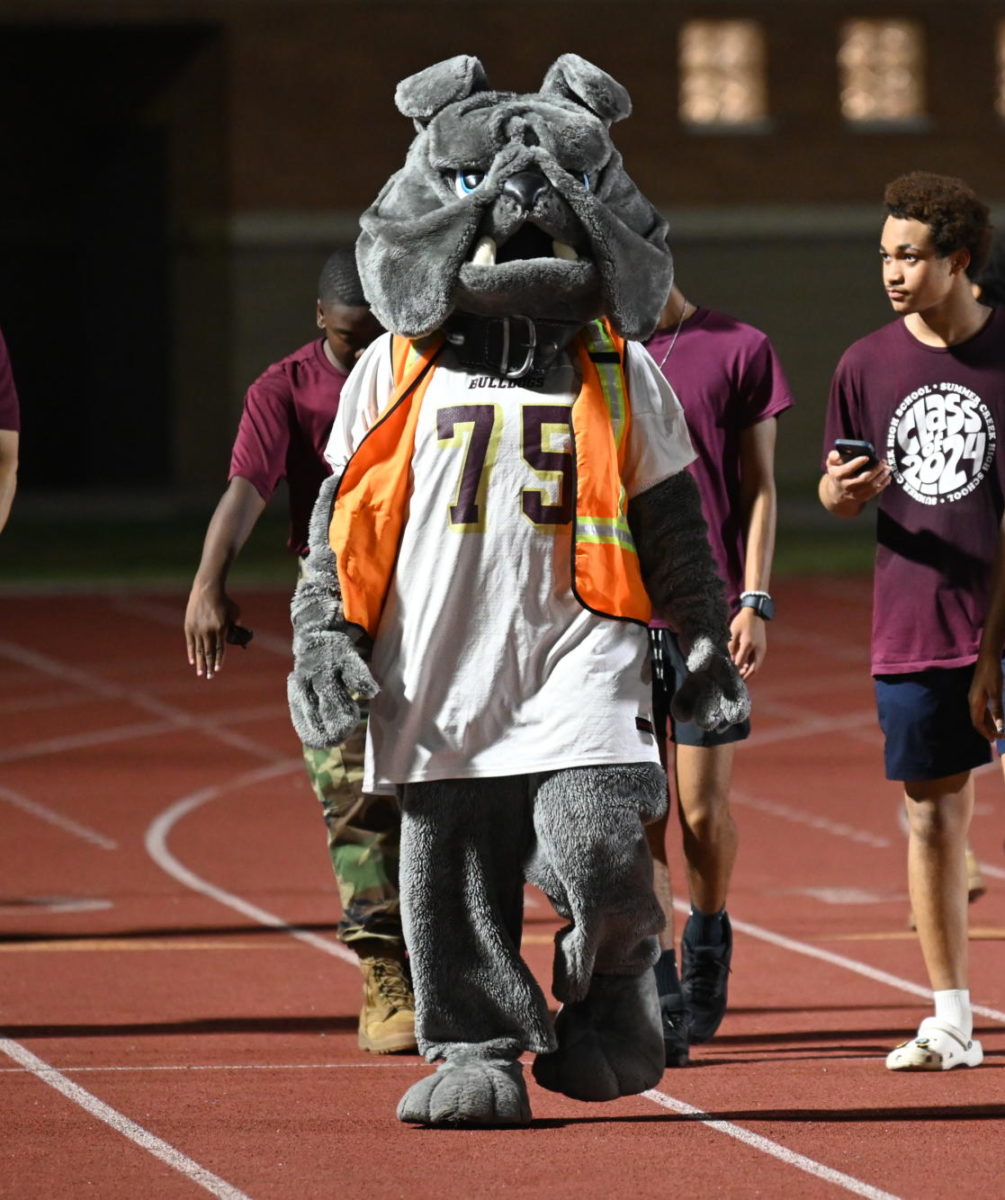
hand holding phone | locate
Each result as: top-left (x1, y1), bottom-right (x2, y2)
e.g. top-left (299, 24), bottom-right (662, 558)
top-left (833, 439), bottom-right (879, 470)
top-left (226, 623), bottom-right (254, 649)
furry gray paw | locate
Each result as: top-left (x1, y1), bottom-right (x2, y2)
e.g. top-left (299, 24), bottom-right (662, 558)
top-left (287, 672), bottom-right (360, 749)
top-left (287, 629), bottom-right (379, 749)
top-left (397, 1059), bottom-right (531, 1127)
top-left (671, 639), bottom-right (750, 732)
top-left (531, 973), bottom-right (664, 1102)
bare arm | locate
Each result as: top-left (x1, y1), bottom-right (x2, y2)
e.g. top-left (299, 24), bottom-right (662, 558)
top-left (729, 418), bottom-right (777, 679)
top-left (184, 476), bottom-right (267, 679)
top-left (0, 429), bottom-right (18, 532)
top-left (970, 511), bottom-right (1005, 738)
top-left (629, 471), bottom-right (749, 731)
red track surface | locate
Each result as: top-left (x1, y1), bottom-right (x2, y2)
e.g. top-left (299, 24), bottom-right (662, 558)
top-left (1, 578), bottom-right (1002, 1199)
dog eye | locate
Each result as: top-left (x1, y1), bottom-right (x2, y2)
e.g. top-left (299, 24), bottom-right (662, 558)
top-left (452, 170), bottom-right (486, 197)
top-left (581, 173), bottom-right (591, 190)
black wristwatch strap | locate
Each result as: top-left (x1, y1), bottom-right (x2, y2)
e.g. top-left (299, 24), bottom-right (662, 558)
top-left (740, 590), bottom-right (774, 620)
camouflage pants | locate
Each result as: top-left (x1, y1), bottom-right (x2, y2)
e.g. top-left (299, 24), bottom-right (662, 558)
top-left (302, 717), bottom-right (403, 949)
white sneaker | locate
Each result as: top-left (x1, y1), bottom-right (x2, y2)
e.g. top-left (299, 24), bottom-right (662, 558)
top-left (885, 1017), bottom-right (983, 1071)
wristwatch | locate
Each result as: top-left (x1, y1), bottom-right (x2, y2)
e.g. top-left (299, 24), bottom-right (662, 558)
top-left (740, 590), bottom-right (775, 620)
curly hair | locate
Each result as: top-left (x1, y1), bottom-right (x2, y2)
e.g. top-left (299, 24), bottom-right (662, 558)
top-left (884, 171), bottom-right (992, 278)
top-left (975, 233), bottom-right (1005, 307)
top-left (318, 246), bottom-right (368, 308)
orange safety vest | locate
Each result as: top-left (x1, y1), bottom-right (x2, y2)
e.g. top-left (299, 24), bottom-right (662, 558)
top-left (329, 319), bottom-right (653, 638)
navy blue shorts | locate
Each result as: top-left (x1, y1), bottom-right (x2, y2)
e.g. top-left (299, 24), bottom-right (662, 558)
top-left (649, 627), bottom-right (750, 749)
top-left (874, 663), bottom-right (993, 782)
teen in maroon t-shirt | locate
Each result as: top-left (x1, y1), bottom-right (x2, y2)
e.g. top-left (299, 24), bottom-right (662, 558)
top-left (183, 251), bottom-right (416, 1055)
top-left (228, 338), bottom-right (352, 558)
top-left (820, 172), bottom-right (996, 1073)
top-left (642, 285), bottom-right (793, 1065)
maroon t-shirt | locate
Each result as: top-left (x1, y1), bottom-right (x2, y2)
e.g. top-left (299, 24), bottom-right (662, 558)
top-left (823, 308), bottom-right (1005, 674)
top-left (0, 329), bottom-right (20, 432)
top-left (229, 338), bottom-right (347, 556)
top-left (644, 307), bottom-right (794, 614)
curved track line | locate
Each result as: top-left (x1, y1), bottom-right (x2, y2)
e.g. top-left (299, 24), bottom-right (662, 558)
top-left (643, 1088), bottom-right (902, 1200)
top-left (145, 762), bottom-right (356, 965)
top-left (0, 1038), bottom-right (252, 1200)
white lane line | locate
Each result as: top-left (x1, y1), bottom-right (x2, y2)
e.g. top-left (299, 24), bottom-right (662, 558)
top-left (0, 784), bottom-right (118, 849)
top-left (0, 1060), bottom-right (426, 1074)
top-left (643, 1089), bottom-right (902, 1200)
top-left (114, 597), bottom-right (295, 657)
top-left (673, 900), bottom-right (1005, 1024)
top-left (731, 790), bottom-right (891, 849)
top-left (145, 762), bottom-right (356, 966)
top-left (0, 1038), bottom-right (252, 1200)
top-left (0, 721), bottom-right (176, 766)
top-left (0, 640), bottom-right (288, 764)
top-left (746, 708), bottom-right (879, 748)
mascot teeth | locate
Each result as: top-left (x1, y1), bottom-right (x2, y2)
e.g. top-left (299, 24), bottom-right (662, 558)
top-left (471, 237), bottom-right (497, 266)
top-left (552, 241), bottom-right (578, 261)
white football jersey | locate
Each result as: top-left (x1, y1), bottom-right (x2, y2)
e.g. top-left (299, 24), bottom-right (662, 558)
top-left (326, 335), bottom-right (694, 791)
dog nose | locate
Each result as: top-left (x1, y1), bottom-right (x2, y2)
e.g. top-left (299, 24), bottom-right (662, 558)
top-left (502, 170), bottom-right (549, 211)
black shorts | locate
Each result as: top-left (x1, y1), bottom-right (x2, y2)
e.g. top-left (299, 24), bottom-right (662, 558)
top-left (649, 627), bottom-right (750, 749)
top-left (874, 663), bottom-right (993, 782)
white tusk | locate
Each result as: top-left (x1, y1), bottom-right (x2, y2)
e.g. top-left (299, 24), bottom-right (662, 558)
top-left (471, 237), bottom-right (497, 266)
top-left (552, 241), bottom-right (578, 261)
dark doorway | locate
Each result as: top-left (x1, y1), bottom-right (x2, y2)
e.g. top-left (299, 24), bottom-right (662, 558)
top-left (0, 25), bottom-right (219, 491)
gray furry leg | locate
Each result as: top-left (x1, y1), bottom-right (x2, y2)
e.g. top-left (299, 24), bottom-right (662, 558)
top-left (532, 972), bottom-right (664, 1102)
top-left (526, 762), bottom-right (666, 1003)
top-left (396, 778), bottom-right (554, 1126)
top-left (397, 1041), bottom-right (531, 1128)
top-left (527, 763), bottom-right (666, 1102)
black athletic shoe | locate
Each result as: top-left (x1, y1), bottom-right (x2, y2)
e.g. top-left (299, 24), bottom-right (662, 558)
top-left (681, 911), bottom-right (732, 1044)
top-left (659, 989), bottom-right (691, 1067)
top-left (653, 948), bottom-right (690, 1067)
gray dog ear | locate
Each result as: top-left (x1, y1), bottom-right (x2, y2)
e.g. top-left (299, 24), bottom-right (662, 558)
top-left (540, 54), bottom-right (631, 126)
top-left (395, 55), bottom-right (490, 127)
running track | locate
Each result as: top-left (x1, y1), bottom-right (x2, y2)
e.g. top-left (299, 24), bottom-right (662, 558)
top-left (1, 577), bottom-right (1002, 1199)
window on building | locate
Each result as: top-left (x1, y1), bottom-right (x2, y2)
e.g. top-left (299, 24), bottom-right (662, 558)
top-left (679, 19), bottom-right (768, 129)
top-left (838, 19), bottom-right (925, 125)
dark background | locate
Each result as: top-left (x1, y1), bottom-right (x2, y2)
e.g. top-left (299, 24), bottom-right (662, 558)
top-left (1, 0), bottom-right (1001, 579)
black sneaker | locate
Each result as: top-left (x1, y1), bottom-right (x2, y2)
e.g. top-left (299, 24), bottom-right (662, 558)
top-left (681, 911), bottom-right (732, 1044)
top-left (653, 948), bottom-right (689, 1067)
top-left (659, 989), bottom-right (691, 1067)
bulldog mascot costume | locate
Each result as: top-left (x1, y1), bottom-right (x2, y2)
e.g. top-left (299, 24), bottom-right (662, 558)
top-left (289, 54), bottom-right (749, 1127)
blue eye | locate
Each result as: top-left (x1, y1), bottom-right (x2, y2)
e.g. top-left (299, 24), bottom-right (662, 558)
top-left (581, 173), bottom-right (591, 190)
top-left (453, 170), bottom-right (486, 197)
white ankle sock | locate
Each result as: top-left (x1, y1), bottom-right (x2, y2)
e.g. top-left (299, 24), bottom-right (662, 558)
top-left (932, 989), bottom-right (972, 1041)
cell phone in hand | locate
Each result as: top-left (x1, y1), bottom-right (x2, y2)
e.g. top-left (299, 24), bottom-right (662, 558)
top-left (834, 439), bottom-right (879, 469)
top-left (226, 623), bottom-right (254, 649)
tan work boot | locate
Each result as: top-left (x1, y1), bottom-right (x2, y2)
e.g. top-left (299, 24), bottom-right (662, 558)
top-left (356, 951), bottom-right (417, 1054)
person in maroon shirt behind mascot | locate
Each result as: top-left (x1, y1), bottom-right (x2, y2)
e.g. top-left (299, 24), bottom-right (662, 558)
top-left (0, 328), bottom-right (20, 532)
top-left (820, 172), bottom-right (1004, 1073)
top-left (643, 283), bottom-right (793, 1066)
top-left (184, 250), bottom-right (416, 1055)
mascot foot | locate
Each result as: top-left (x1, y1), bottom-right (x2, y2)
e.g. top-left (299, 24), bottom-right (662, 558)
top-left (532, 972), bottom-right (664, 1102)
top-left (397, 1055), bottom-right (532, 1127)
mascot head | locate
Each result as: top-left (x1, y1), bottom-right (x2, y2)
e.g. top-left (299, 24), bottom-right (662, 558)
top-left (357, 54), bottom-right (673, 352)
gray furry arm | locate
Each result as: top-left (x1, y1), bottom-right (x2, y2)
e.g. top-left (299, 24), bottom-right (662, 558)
top-left (287, 473), bottom-right (378, 749)
top-left (628, 471), bottom-right (750, 730)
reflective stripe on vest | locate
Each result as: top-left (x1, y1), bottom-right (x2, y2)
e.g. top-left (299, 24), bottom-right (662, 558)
top-left (330, 321), bottom-right (651, 638)
top-left (571, 321), bottom-right (651, 625)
